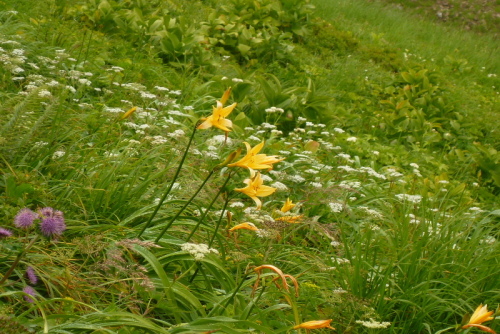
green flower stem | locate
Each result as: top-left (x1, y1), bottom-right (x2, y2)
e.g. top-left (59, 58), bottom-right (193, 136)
top-left (288, 293), bottom-right (302, 334)
top-left (188, 193), bottom-right (231, 284)
top-left (0, 235), bottom-right (39, 285)
top-left (208, 193), bottom-right (231, 247)
top-left (185, 171), bottom-right (233, 242)
top-left (154, 169), bottom-right (215, 243)
top-left (138, 122), bottom-right (199, 238)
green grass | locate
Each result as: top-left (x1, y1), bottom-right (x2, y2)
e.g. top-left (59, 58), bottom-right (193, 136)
top-left (0, 0), bottom-right (499, 333)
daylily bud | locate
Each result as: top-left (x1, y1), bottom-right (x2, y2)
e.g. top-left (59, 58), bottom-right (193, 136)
top-left (304, 140), bottom-right (320, 153)
top-left (120, 106), bottom-right (137, 120)
top-left (215, 147), bottom-right (242, 169)
top-left (220, 87), bottom-right (232, 105)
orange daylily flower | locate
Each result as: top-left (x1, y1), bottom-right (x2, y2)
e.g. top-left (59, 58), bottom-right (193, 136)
top-left (197, 88), bottom-right (236, 132)
top-left (462, 304), bottom-right (496, 334)
top-left (234, 172), bottom-right (276, 210)
top-left (254, 265), bottom-right (289, 293)
top-left (229, 222), bottom-right (259, 232)
top-left (228, 141), bottom-right (284, 174)
top-left (273, 274), bottom-right (300, 297)
top-left (280, 198), bottom-right (295, 213)
top-left (293, 319), bottom-right (335, 330)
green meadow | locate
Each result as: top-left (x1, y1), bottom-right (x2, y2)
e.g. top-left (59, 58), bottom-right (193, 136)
top-left (1, 0), bottom-right (499, 333)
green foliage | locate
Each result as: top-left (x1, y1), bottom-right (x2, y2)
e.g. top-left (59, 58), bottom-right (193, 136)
top-left (0, 0), bottom-right (499, 333)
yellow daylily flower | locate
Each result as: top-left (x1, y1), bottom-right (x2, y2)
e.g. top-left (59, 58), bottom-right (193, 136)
top-left (462, 304), bottom-right (496, 334)
top-left (234, 172), bottom-right (276, 210)
top-left (197, 101), bottom-right (237, 132)
top-left (280, 198), bottom-right (295, 213)
top-left (229, 222), bottom-right (259, 232)
top-left (197, 88), bottom-right (236, 133)
top-left (293, 319), bottom-right (335, 330)
top-left (228, 141), bottom-right (284, 174)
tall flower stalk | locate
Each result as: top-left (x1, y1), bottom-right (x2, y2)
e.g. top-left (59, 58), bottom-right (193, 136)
top-left (138, 121), bottom-right (200, 238)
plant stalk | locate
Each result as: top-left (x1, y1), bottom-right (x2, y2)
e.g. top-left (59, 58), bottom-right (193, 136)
top-left (138, 122), bottom-right (199, 238)
top-left (0, 235), bottom-right (39, 285)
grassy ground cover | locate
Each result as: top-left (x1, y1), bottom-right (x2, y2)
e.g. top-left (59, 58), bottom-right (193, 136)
top-left (1, 0), bottom-right (499, 333)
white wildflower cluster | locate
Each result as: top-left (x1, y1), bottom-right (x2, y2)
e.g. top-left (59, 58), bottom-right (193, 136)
top-left (355, 319), bottom-right (391, 329)
top-left (346, 136), bottom-right (357, 142)
top-left (358, 167), bottom-right (386, 180)
top-left (395, 194), bottom-right (422, 204)
top-left (168, 129), bottom-right (185, 139)
top-left (105, 107), bottom-right (124, 113)
top-left (469, 207), bottom-right (485, 213)
top-left (52, 150), bottom-right (66, 159)
top-left (329, 202), bottom-right (343, 213)
top-left (357, 206), bottom-right (383, 220)
top-left (270, 181), bottom-right (288, 191)
top-left (339, 180), bottom-right (361, 189)
top-left (180, 243), bottom-right (219, 261)
top-left (147, 136), bottom-right (167, 145)
top-left (243, 207), bottom-right (274, 224)
top-left (255, 229), bottom-right (274, 238)
top-left (336, 153), bottom-right (354, 163)
top-left (331, 257), bottom-right (350, 264)
top-left (38, 89), bottom-right (51, 98)
top-left (386, 168), bottom-right (403, 178)
top-left (207, 135), bottom-right (233, 146)
top-left (287, 174), bottom-right (306, 183)
top-left (480, 236), bottom-right (496, 245)
top-left (410, 163), bottom-right (422, 177)
top-left (265, 106), bottom-right (284, 113)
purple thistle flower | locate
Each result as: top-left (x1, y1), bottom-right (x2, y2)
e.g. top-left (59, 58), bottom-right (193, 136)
top-left (40, 217), bottom-right (66, 237)
top-left (38, 207), bottom-right (54, 218)
top-left (0, 227), bottom-right (13, 238)
top-left (37, 207), bottom-right (66, 237)
top-left (23, 286), bottom-right (37, 303)
top-left (26, 266), bottom-right (38, 285)
top-left (14, 208), bottom-right (38, 228)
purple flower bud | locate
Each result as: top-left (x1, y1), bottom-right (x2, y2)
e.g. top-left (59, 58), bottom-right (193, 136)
top-left (0, 227), bottom-right (13, 238)
top-left (26, 266), bottom-right (38, 285)
top-left (23, 286), bottom-right (36, 303)
top-left (38, 207), bottom-right (54, 218)
top-left (14, 208), bottom-right (38, 228)
top-left (40, 217), bottom-right (66, 237)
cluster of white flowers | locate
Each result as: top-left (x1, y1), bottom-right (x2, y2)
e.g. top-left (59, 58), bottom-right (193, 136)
top-left (287, 174), bottom-right (306, 183)
top-left (331, 257), bottom-right (350, 264)
top-left (339, 180), bottom-right (361, 189)
top-left (355, 319), bottom-right (391, 329)
top-left (357, 206), bottom-right (383, 220)
top-left (38, 89), bottom-right (51, 98)
top-left (329, 202), bottom-right (343, 213)
top-left (265, 106), bottom-right (284, 113)
top-left (395, 194), bottom-right (422, 204)
top-left (180, 243), bottom-right (219, 261)
top-left (270, 181), bottom-right (288, 191)
top-left (52, 150), bottom-right (66, 159)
